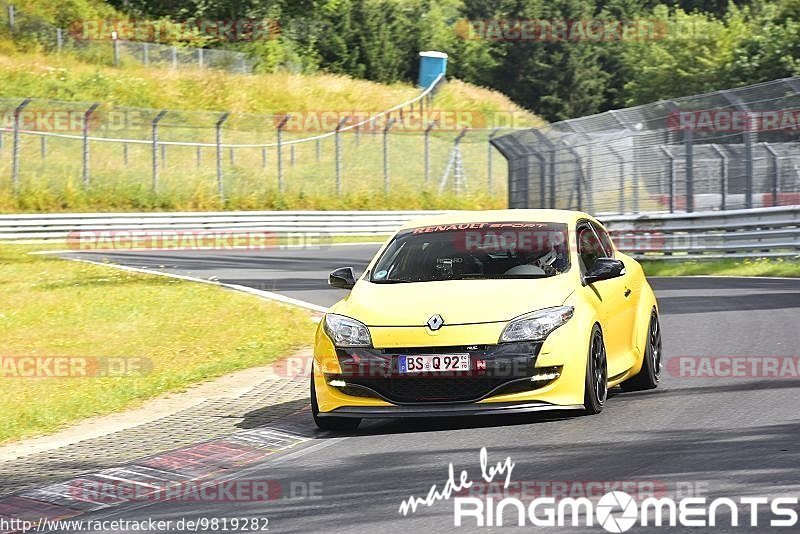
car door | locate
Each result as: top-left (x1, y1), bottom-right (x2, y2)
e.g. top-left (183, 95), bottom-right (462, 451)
top-left (577, 222), bottom-right (634, 378)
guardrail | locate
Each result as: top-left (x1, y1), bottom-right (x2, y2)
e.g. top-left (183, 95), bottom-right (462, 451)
top-left (1, 206), bottom-right (798, 260)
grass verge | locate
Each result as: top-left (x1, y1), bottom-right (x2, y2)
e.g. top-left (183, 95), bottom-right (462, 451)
top-left (0, 244), bottom-right (315, 444)
top-left (641, 257), bottom-right (800, 277)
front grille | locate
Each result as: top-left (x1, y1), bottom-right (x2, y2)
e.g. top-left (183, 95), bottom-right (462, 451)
top-left (331, 342), bottom-right (542, 404)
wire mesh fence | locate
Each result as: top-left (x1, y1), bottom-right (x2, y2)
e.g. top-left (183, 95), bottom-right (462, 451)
top-left (0, 2), bottom-right (254, 74)
top-left (492, 77), bottom-right (800, 214)
top-left (0, 76), bottom-right (514, 208)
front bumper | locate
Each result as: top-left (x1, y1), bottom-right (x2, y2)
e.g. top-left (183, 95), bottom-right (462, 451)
top-left (313, 317), bottom-right (590, 414)
top-left (317, 401), bottom-right (584, 418)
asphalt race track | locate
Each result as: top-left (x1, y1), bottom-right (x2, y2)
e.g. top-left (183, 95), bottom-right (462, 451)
top-left (55, 245), bottom-right (800, 533)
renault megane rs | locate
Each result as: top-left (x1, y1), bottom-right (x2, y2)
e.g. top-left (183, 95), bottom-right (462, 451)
top-left (311, 210), bottom-right (661, 430)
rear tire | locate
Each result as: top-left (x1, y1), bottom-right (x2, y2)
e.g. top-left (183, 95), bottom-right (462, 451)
top-left (620, 311), bottom-right (662, 392)
top-left (582, 325), bottom-right (607, 415)
top-left (311, 365), bottom-right (361, 431)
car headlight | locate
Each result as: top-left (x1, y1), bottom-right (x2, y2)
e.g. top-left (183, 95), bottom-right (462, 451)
top-left (499, 306), bottom-right (574, 343)
top-left (323, 313), bottom-right (372, 347)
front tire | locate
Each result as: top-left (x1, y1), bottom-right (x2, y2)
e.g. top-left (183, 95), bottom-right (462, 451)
top-left (311, 365), bottom-right (361, 431)
top-left (582, 325), bottom-right (607, 415)
top-left (620, 311), bottom-right (662, 392)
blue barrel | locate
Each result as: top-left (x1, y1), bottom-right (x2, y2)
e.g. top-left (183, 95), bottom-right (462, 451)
top-left (418, 51), bottom-right (448, 88)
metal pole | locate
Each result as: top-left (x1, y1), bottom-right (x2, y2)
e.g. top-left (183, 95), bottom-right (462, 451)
top-left (762, 142), bottom-right (780, 207)
top-left (11, 99), bottom-right (31, 194)
top-left (335, 117), bottom-right (348, 195)
top-left (488, 128), bottom-right (499, 194)
top-left (123, 142), bottom-right (129, 166)
top-left (198, 48), bottom-right (204, 68)
top-left (143, 42), bottom-right (149, 66)
top-left (659, 146), bottom-right (675, 213)
top-left (744, 131), bottom-right (754, 209)
top-left (261, 147), bottom-right (267, 168)
top-left (57, 28), bottom-right (63, 52)
top-left (710, 144), bottom-right (727, 210)
top-left (196, 146), bottom-right (201, 167)
top-left (290, 144), bottom-right (295, 166)
top-left (8, 4), bottom-right (14, 31)
top-left (424, 121), bottom-right (437, 185)
top-left (113, 39), bottom-right (119, 67)
top-left (160, 143), bottom-right (166, 165)
top-left (315, 139), bottom-right (321, 162)
top-left (383, 118), bottom-right (396, 195)
top-left (40, 136), bottom-right (46, 159)
top-left (82, 103), bottom-right (100, 188)
top-left (549, 151), bottom-right (556, 209)
top-left (171, 46), bottom-right (177, 69)
top-left (586, 143), bottom-right (594, 214)
top-left (151, 110), bottom-right (167, 192)
top-left (229, 147), bottom-right (235, 166)
top-left (684, 129), bottom-right (694, 212)
top-left (534, 153), bottom-right (546, 209)
top-left (215, 112), bottom-right (230, 201)
top-left (276, 115), bottom-right (289, 192)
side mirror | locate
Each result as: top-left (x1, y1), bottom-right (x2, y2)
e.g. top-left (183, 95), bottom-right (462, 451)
top-left (329, 267), bottom-right (357, 290)
top-left (584, 258), bottom-right (625, 285)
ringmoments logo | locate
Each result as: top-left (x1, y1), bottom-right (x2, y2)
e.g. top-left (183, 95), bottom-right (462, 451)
top-left (396, 448), bottom-right (799, 531)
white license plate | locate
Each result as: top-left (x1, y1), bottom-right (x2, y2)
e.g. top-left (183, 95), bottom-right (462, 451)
top-left (398, 354), bottom-right (470, 373)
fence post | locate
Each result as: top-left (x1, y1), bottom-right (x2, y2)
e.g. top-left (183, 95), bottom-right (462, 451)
top-left (123, 142), bottom-right (129, 166)
top-left (424, 121), bottom-right (437, 185)
top-left (585, 143), bottom-right (594, 214)
top-left (196, 146), bottom-right (201, 167)
top-left (143, 42), bottom-right (149, 66)
top-left (198, 49), bottom-right (204, 68)
top-left (275, 115), bottom-right (289, 192)
top-left (488, 128), bottom-right (500, 194)
top-left (8, 4), bottom-right (14, 32)
top-left (171, 46), bottom-right (178, 69)
top-left (261, 147), bottom-right (267, 168)
top-left (82, 103), bottom-right (100, 189)
top-left (762, 142), bottom-right (780, 207)
top-left (290, 144), bottom-right (295, 166)
top-left (56, 28), bottom-right (63, 52)
top-left (684, 129), bottom-right (694, 212)
top-left (335, 117), bottom-right (348, 195)
top-left (315, 139), bottom-right (321, 162)
top-left (383, 118), bottom-right (396, 195)
top-left (658, 146), bottom-right (675, 213)
top-left (160, 143), bottom-right (166, 165)
top-left (40, 137), bottom-right (46, 160)
top-left (10, 98), bottom-right (30, 194)
top-left (710, 144), bottom-right (727, 210)
top-left (151, 110), bottom-right (168, 193)
top-left (112, 35), bottom-right (119, 67)
top-left (215, 112), bottom-right (229, 201)
top-left (743, 130), bottom-right (754, 209)
top-left (532, 153), bottom-right (546, 209)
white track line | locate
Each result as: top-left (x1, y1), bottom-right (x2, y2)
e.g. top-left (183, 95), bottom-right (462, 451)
top-left (60, 256), bottom-right (329, 313)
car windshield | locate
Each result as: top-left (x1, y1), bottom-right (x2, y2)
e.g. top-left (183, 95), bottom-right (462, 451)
top-left (370, 222), bottom-right (570, 283)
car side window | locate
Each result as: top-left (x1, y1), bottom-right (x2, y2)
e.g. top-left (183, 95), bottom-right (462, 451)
top-left (590, 222), bottom-right (614, 258)
top-left (577, 224), bottom-right (603, 273)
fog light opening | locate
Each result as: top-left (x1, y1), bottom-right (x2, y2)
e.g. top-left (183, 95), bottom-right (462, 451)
top-left (328, 379), bottom-right (347, 388)
top-left (530, 367), bottom-right (561, 382)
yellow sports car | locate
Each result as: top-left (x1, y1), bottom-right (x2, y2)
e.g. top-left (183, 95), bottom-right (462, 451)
top-left (311, 210), bottom-right (661, 430)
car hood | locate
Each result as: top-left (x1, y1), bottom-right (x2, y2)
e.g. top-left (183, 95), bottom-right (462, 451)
top-left (330, 277), bottom-right (574, 327)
